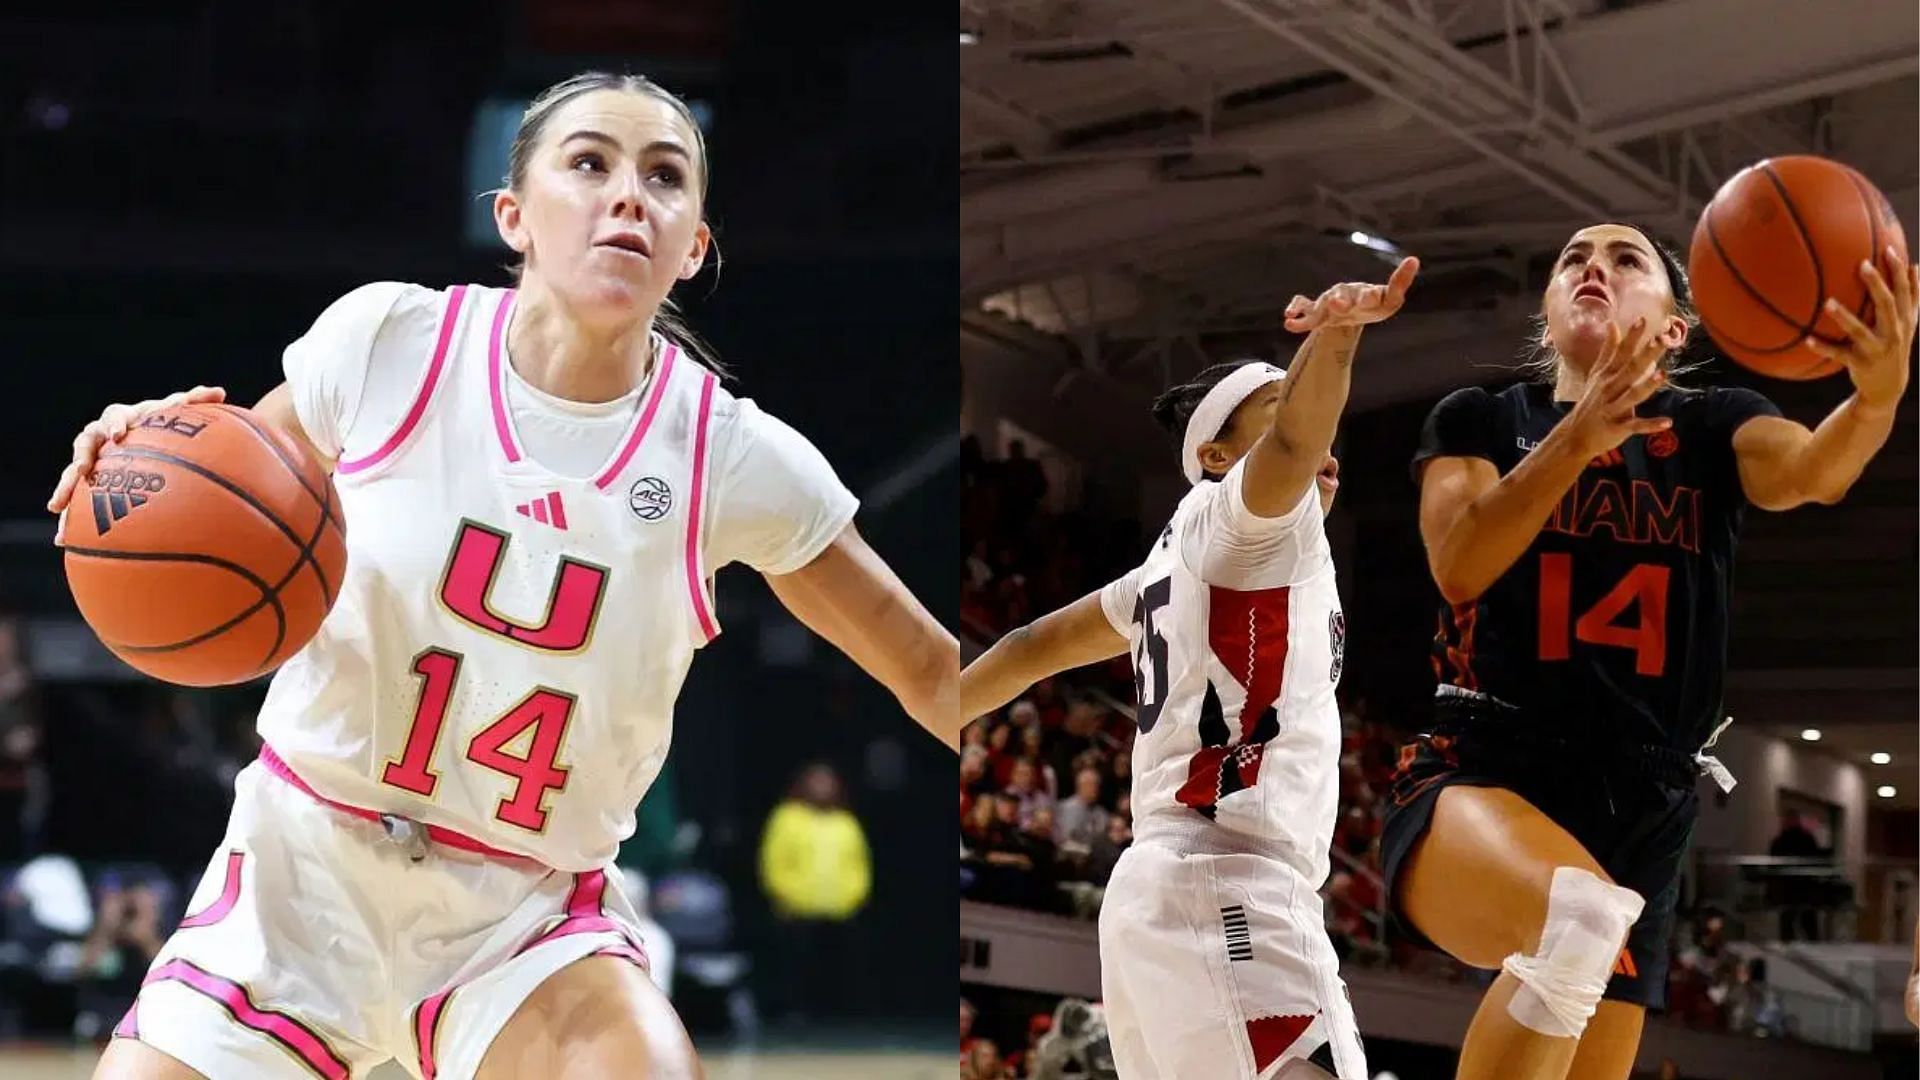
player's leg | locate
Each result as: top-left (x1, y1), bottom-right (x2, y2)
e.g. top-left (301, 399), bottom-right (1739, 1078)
top-left (1560, 795), bottom-right (1688, 1080)
top-left (1396, 785), bottom-right (1644, 1080)
top-left (1563, 1000), bottom-right (1645, 1080)
top-left (92, 1039), bottom-right (207, 1080)
top-left (413, 862), bottom-right (692, 1080)
top-left (475, 954), bottom-right (700, 1080)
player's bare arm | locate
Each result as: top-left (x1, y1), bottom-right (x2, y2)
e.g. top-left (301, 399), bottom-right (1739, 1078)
top-left (1422, 318), bottom-right (1671, 605)
top-left (1239, 256), bottom-right (1419, 518)
top-left (764, 522), bottom-right (960, 749)
top-left (1730, 250), bottom-right (1915, 511)
top-left (959, 589), bottom-right (1128, 722)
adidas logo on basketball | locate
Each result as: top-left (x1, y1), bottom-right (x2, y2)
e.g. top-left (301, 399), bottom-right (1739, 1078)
top-left (90, 467), bottom-right (166, 533)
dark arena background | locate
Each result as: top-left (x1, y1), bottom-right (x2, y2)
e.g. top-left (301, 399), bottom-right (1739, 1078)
top-left (0, 2), bottom-right (955, 1077)
top-left (961, 1), bottom-right (1918, 1078)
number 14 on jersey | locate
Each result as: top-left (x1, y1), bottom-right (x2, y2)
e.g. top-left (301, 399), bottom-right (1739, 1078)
top-left (380, 649), bottom-right (575, 832)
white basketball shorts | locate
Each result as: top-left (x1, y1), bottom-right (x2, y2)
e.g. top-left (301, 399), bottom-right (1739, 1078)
top-left (112, 758), bottom-right (649, 1079)
top-left (1097, 842), bottom-right (1366, 1079)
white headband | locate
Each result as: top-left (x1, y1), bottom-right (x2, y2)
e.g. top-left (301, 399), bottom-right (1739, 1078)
top-left (1181, 363), bottom-right (1285, 484)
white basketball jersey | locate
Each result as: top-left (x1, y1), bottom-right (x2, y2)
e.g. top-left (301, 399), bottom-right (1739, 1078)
top-left (1101, 458), bottom-right (1346, 886)
top-left (259, 283), bottom-right (850, 870)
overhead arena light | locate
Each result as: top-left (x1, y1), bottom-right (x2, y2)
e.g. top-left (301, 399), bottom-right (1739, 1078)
top-left (1872, 752), bottom-right (1892, 765)
top-left (1799, 728), bottom-right (1821, 742)
top-left (960, 28), bottom-right (979, 45)
top-left (1347, 230), bottom-right (1403, 257)
top-left (1877, 786), bottom-right (1897, 799)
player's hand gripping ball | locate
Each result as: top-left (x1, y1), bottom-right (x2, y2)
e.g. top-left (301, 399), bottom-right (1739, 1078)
top-left (57, 395), bottom-right (346, 686)
top-left (1690, 155), bottom-right (1915, 393)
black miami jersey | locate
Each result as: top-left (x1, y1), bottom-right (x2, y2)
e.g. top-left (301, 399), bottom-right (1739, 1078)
top-left (1413, 381), bottom-right (1781, 752)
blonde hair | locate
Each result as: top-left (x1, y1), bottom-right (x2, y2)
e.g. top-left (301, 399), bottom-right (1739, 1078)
top-left (500, 71), bottom-right (726, 376)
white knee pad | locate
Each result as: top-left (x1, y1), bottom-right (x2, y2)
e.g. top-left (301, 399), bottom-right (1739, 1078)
top-left (1501, 866), bottom-right (1645, 1037)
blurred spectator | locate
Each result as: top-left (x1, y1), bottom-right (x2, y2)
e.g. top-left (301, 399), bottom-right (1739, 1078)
top-left (1088, 816), bottom-right (1130, 884)
top-left (759, 763), bottom-right (871, 922)
top-left (1725, 957), bottom-right (1785, 1038)
top-left (964, 1036), bottom-right (1010, 1080)
top-left (1016, 726), bottom-right (1057, 796)
top-left (73, 866), bottom-right (172, 1042)
top-left (961, 746), bottom-right (993, 820)
top-left (961, 996), bottom-right (978, 1059)
top-left (1020, 808), bottom-right (1061, 894)
top-left (757, 763), bottom-right (870, 1021)
top-left (1006, 759), bottom-right (1055, 827)
top-left (1055, 768), bottom-right (1112, 854)
top-left (0, 854), bottom-right (93, 1039)
top-left (1768, 813), bottom-right (1825, 942)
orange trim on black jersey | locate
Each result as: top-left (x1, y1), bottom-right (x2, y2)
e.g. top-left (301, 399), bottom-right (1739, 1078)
top-left (1437, 603), bottom-right (1481, 691)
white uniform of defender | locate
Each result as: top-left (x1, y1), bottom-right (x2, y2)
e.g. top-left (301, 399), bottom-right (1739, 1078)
top-left (1096, 456), bottom-right (1365, 1080)
top-left (119, 282), bottom-right (856, 1079)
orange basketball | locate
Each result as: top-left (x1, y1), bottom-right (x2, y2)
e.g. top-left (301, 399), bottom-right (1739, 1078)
top-left (62, 403), bottom-right (347, 686)
top-left (1689, 155), bottom-right (1908, 380)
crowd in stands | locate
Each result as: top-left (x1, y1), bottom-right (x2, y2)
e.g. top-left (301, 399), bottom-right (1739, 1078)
top-left (1664, 910), bottom-right (1789, 1038)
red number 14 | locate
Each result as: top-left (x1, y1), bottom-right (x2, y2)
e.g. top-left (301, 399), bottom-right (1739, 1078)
top-left (381, 648), bottom-right (574, 832)
top-left (1537, 554), bottom-right (1670, 677)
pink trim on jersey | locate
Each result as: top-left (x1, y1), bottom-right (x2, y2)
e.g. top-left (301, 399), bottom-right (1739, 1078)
top-left (567, 868), bottom-right (608, 914)
top-left (547, 490), bottom-right (569, 529)
top-left (178, 850), bottom-right (244, 928)
top-left (338, 285), bottom-right (467, 475)
top-left (413, 986), bottom-right (456, 1080)
top-left (257, 744), bottom-right (536, 863)
top-left (685, 371), bottom-right (719, 642)
top-left (144, 959), bottom-right (351, 1080)
top-left (513, 869), bottom-right (646, 960)
top-left (113, 1000), bottom-right (139, 1039)
top-left (593, 941), bottom-right (652, 970)
top-left (591, 340), bottom-right (681, 490)
top-left (487, 288), bottom-right (521, 462)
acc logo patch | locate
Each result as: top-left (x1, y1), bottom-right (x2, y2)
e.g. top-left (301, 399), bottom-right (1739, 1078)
top-left (628, 476), bottom-right (673, 522)
top-left (1328, 610), bottom-right (1347, 682)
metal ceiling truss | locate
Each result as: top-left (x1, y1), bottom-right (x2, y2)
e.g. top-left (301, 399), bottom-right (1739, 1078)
top-left (1210, 0), bottom-right (1687, 218)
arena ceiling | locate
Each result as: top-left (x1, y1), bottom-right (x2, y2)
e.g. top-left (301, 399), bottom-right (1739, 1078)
top-left (962, 0), bottom-right (1917, 402)
top-left (961, 0), bottom-right (1920, 796)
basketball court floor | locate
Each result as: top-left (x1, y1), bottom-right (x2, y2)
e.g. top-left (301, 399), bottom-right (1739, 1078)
top-left (0, 1045), bottom-right (952, 1079)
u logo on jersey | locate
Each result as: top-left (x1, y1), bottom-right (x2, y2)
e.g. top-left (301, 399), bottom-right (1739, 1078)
top-left (437, 520), bottom-right (611, 654)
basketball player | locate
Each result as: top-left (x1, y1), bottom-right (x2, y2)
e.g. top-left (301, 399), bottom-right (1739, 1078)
top-left (48, 72), bottom-right (958, 1080)
top-left (1381, 223), bottom-right (1916, 1080)
top-left (962, 257), bottom-right (1420, 1079)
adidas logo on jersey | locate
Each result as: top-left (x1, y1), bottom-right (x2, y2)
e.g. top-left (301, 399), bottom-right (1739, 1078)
top-left (514, 491), bottom-right (569, 530)
top-left (90, 467), bottom-right (166, 533)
